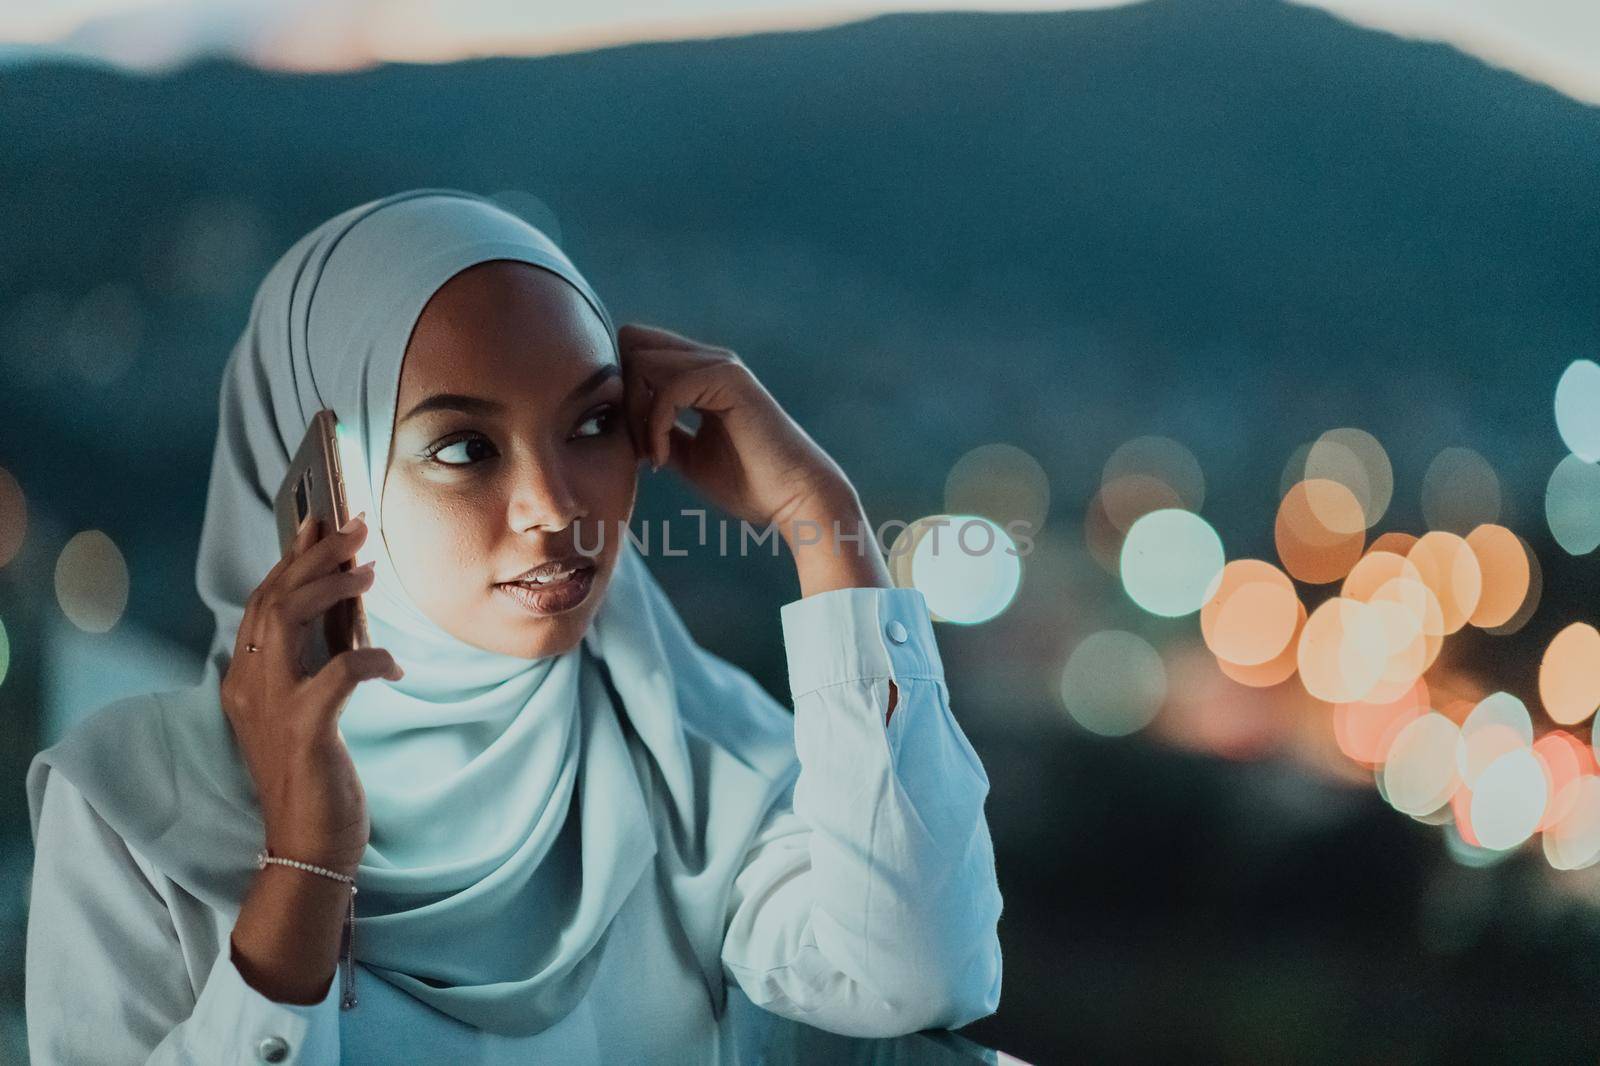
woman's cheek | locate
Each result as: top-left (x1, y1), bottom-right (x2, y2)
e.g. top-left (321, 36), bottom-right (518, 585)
top-left (386, 482), bottom-right (483, 601)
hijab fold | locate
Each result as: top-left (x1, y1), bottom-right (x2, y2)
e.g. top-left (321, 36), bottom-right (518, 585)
top-left (25, 189), bottom-right (802, 1037)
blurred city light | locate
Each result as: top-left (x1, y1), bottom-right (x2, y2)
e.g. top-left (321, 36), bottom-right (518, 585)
top-left (944, 442), bottom-right (1051, 537)
top-left (1539, 622), bottom-right (1600, 726)
top-left (1554, 358), bottom-right (1600, 462)
top-left (1545, 453), bottom-right (1600, 555)
top-left (1060, 629), bottom-right (1167, 737)
top-left (1305, 426), bottom-right (1393, 530)
top-left (1120, 508), bottom-right (1225, 618)
top-left (53, 529), bottom-right (129, 633)
top-left (1421, 446), bottom-right (1502, 535)
top-left (897, 514), bottom-right (1022, 625)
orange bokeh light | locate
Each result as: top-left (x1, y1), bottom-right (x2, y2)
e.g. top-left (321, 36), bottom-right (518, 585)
top-left (1406, 531), bottom-right (1483, 635)
top-left (1539, 622), bottom-right (1600, 726)
top-left (1333, 678), bottom-right (1429, 767)
top-left (1200, 560), bottom-right (1301, 666)
top-left (1534, 731), bottom-right (1597, 832)
top-left (1276, 479), bottom-right (1366, 584)
top-left (1464, 523), bottom-right (1530, 628)
top-left (1217, 599), bottom-right (1306, 688)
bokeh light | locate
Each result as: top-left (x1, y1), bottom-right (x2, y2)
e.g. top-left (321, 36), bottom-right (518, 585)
top-left (1102, 436), bottom-right (1204, 518)
top-left (53, 530), bottom-right (130, 633)
top-left (1297, 596), bottom-right (1388, 703)
top-left (1060, 630), bottom-right (1167, 737)
top-left (899, 514), bottom-right (1022, 624)
top-left (1484, 532), bottom-right (1542, 636)
top-left (1333, 678), bottom-right (1428, 767)
top-left (1215, 598), bottom-right (1305, 688)
top-left (1099, 474), bottom-right (1184, 534)
top-left (1120, 508), bottom-right (1225, 618)
top-left (1083, 487), bottom-right (1126, 575)
top-left (1421, 447), bottom-right (1501, 534)
top-left (1463, 524), bottom-right (1530, 628)
top-left (1275, 479), bottom-right (1365, 583)
top-left (1540, 622), bottom-right (1600, 726)
top-left (1382, 712), bottom-right (1462, 817)
top-left (1368, 531), bottom-right (1419, 557)
top-left (1470, 747), bottom-right (1548, 851)
top-left (1543, 776), bottom-right (1600, 871)
top-left (1199, 559), bottom-right (1300, 666)
top-left (62, 282), bottom-right (144, 386)
top-left (1545, 453), bottom-right (1600, 555)
top-left (1406, 531), bottom-right (1482, 634)
top-left (0, 616), bottom-right (9, 688)
top-left (1456, 692), bottom-right (1533, 788)
top-left (944, 442), bottom-right (1052, 539)
top-left (1305, 427), bottom-right (1392, 529)
top-left (1554, 358), bottom-right (1600, 462)
top-left (1341, 550), bottom-right (1420, 602)
top-left (1533, 731), bottom-right (1594, 832)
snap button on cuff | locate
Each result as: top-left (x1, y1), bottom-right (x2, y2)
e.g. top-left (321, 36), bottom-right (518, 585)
top-left (257, 1035), bottom-right (290, 1063)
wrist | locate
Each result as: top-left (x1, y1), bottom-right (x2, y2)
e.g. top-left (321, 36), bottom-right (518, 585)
top-left (776, 480), bottom-right (860, 547)
top-left (782, 501), bottom-right (893, 596)
top-left (263, 837), bottom-right (365, 880)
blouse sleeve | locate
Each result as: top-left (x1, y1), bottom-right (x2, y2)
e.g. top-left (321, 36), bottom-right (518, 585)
top-left (720, 585), bottom-right (1004, 1039)
top-left (26, 770), bottom-right (342, 1065)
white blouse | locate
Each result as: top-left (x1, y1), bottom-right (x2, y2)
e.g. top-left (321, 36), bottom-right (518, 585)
top-left (25, 586), bottom-right (1004, 1064)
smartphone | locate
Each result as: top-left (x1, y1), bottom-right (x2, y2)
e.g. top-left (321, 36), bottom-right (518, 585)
top-left (273, 408), bottom-right (371, 673)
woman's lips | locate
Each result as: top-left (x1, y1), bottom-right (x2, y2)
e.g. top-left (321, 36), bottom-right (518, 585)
top-left (494, 565), bottom-right (596, 615)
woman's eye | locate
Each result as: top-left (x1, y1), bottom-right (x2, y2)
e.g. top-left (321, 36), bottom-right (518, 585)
top-left (573, 407), bottom-right (621, 440)
top-left (427, 435), bottom-right (496, 466)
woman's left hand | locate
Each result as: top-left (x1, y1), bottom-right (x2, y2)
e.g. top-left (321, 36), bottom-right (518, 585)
top-left (617, 323), bottom-right (855, 532)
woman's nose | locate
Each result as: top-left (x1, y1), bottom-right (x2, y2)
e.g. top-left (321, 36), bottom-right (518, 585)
top-left (508, 457), bottom-right (585, 533)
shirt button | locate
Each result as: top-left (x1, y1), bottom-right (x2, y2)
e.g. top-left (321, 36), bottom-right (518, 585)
top-left (257, 1035), bottom-right (291, 1063)
top-left (886, 620), bottom-right (908, 644)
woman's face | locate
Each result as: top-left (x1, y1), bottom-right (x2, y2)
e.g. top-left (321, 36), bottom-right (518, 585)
top-left (382, 259), bottom-right (638, 660)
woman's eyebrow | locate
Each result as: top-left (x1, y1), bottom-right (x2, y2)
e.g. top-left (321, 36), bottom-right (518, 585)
top-left (399, 365), bottom-right (621, 426)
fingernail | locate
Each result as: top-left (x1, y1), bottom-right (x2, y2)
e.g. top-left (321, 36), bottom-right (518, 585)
top-left (339, 511), bottom-right (366, 535)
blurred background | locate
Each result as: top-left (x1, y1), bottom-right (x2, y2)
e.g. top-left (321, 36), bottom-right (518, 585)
top-left (4, 0), bottom-right (1600, 1062)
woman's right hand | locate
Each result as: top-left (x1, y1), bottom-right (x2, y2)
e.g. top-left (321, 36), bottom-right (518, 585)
top-left (220, 512), bottom-right (402, 877)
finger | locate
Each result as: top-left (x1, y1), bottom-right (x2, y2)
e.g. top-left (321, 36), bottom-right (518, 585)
top-left (645, 369), bottom-right (739, 470)
top-left (662, 424), bottom-right (696, 474)
top-left (254, 514), bottom-right (317, 600)
top-left (237, 516), bottom-right (317, 659)
top-left (306, 647), bottom-right (404, 722)
top-left (278, 562), bottom-right (376, 628)
top-left (282, 511), bottom-right (368, 592)
top-left (622, 364), bottom-right (654, 462)
top-left (645, 381), bottom-right (691, 472)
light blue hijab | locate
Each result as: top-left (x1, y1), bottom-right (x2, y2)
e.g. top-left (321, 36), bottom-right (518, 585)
top-left (25, 189), bottom-right (802, 1036)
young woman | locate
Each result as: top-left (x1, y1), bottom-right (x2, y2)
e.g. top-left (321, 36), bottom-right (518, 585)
top-left (24, 189), bottom-right (1003, 1063)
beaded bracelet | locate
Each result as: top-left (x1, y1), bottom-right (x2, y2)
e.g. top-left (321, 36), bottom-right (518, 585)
top-left (254, 848), bottom-right (359, 1010)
